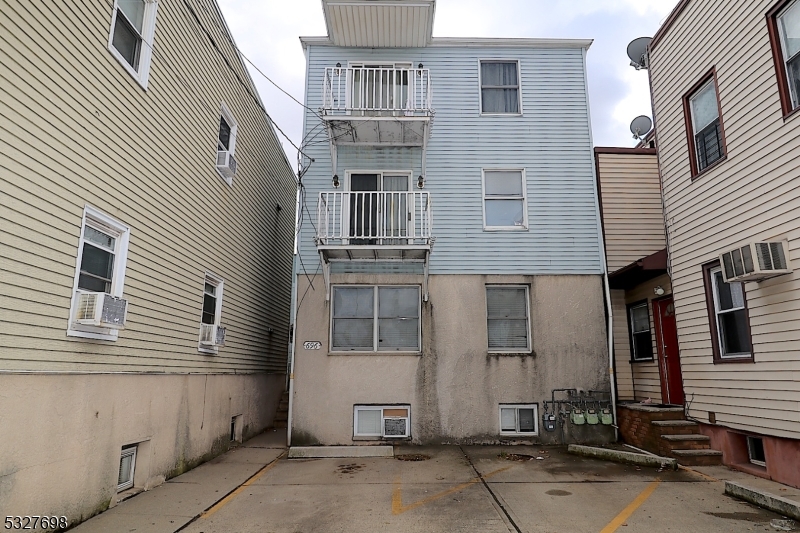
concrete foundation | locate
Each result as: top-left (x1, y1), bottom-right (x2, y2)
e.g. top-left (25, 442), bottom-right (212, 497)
top-left (0, 372), bottom-right (284, 522)
top-left (291, 273), bottom-right (612, 446)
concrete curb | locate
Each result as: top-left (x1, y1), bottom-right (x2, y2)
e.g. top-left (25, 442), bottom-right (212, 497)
top-left (288, 446), bottom-right (394, 459)
top-left (567, 444), bottom-right (678, 470)
top-left (725, 481), bottom-right (800, 521)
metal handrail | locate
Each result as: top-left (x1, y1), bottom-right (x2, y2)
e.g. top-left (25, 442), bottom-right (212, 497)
top-left (322, 67), bottom-right (432, 115)
top-left (317, 191), bottom-right (432, 246)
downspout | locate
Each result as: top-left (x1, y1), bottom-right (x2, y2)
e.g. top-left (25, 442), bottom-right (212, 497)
top-left (582, 46), bottom-right (618, 439)
top-left (286, 253), bottom-right (299, 447)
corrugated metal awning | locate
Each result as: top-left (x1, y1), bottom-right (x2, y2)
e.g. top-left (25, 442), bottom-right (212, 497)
top-left (322, 0), bottom-right (436, 48)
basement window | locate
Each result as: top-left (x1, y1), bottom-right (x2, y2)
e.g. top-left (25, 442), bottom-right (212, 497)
top-left (747, 436), bottom-right (766, 467)
top-left (353, 405), bottom-right (410, 438)
top-left (117, 445), bottom-right (137, 491)
top-left (499, 404), bottom-right (538, 436)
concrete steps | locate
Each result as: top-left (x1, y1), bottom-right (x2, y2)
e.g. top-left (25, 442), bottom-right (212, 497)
top-left (274, 391), bottom-right (289, 429)
top-left (672, 449), bottom-right (724, 466)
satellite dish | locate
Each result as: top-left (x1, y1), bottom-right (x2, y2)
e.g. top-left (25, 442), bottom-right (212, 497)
top-left (630, 115), bottom-right (653, 139)
top-left (627, 37), bottom-right (652, 70)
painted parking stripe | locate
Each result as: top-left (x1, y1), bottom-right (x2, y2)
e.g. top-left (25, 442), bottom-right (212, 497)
top-left (599, 479), bottom-right (661, 533)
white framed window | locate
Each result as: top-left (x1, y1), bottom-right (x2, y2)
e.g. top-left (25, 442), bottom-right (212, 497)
top-left (709, 266), bottom-right (752, 359)
top-left (482, 169), bottom-right (527, 230)
top-left (747, 436), bottom-right (766, 467)
top-left (117, 445), bottom-right (137, 492)
top-left (67, 206), bottom-right (130, 341)
top-left (216, 103), bottom-right (238, 185)
top-left (198, 273), bottom-right (224, 353)
top-left (486, 286), bottom-right (531, 353)
top-left (499, 404), bottom-right (538, 436)
top-left (353, 405), bottom-right (410, 438)
top-left (108, 0), bottom-right (158, 89)
top-left (479, 60), bottom-right (521, 115)
top-left (331, 286), bottom-right (421, 353)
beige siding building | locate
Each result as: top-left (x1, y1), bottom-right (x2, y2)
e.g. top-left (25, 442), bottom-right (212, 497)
top-left (595, 148), bottom-right (676, 404)
top-left (649, 0), bottom-right (800, 487)
top-left (0, 0), bottom-right (296, 523)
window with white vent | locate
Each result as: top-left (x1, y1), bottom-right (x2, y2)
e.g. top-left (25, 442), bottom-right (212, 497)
top-left (198, 273), bottom-right (225, 353)
top-left (108, 0), bottom-right (158, 88)
top-left (500, 404), bottom-right (538, 436)
top-left (117, 445), bottom-right (137, 492)
top-left (353, 405), bottom-right (410, 438)
top-left (704, 262), bottom-right (752, 362)
top-left (68, 207), bottom-right (130, 341)
top-left (216, 103), bottom-right (238, 185)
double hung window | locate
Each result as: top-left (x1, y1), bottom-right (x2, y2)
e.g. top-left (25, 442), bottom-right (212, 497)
top-left (216, 103), bottom-right (238, 184)
top-left (685, 72), bottom-right (725, 175)
top-left (108, 0), bottom-right (158, 87)
top-left (628, 301), bottom-right (654, 361)
top-left (770, 0), bottom-right (800, 114)
top-left (117, 445), bottom-right (137, 492)
top-left (483, 170), bottom-right (527, 229)
top-left (68, 207), bottom-right (130, 340)
top-left (704, 264), bottom-right (752, 361)
top-left (199, 274), bottom-right (224, 352)
top-left (480, 61), bottom-right (521, 114)
top-left (486, 286), bottom-right (531, 353)
top-left (331, 286), bottom-right (420, 352)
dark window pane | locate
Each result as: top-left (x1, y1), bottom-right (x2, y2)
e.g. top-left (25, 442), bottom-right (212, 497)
top-left (218, 118), bottom-right (231, 150)
top-left (518, 409), bottom-right (535, 432)
top-left (81, 243), bottom-right (114, 281)
top-left (202, 294), bottom-right (217, 324)
top-left (632, 331), bottom-right (653, 360)
top-left (112, 11), bottom-right (141, 70)
top-left (696, 119), bottom-right (722, 171)
top-left (78, 273), bottom-right (110, 293)
top-left (719, 309), bottom-right (751, 355)
top-left (788, 54), bottom-right (800, 108)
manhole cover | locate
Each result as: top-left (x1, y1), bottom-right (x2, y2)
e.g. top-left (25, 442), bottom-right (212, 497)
top-left (395, 454), bottom-right (431, 461)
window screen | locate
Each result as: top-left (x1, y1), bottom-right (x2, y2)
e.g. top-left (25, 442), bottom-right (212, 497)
top-left (484, 171), bottom-right (525, 228)
top-left (486, 287), bottom-right (529, 351)
top-left (356, 409), bottom-right (382, 435)
top-left (378, 287), bottom-right (419, 350)
top-left (332, 287), bottom-right (420, 351)
top-left (332, 287), bottom-right (374, 350)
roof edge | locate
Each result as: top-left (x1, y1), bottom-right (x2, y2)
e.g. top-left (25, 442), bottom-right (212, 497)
top-left (650, 0), bottom-right (691, 52)
top-left (299, 36), bottom-right (593, 50)
top-left (594, 147), bottom-right (657, 155)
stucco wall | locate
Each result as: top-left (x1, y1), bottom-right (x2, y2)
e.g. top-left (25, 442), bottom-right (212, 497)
top-left (291, 273), bottom-right (610, 445)
top-left (0, 373), bottom-right (284, 522)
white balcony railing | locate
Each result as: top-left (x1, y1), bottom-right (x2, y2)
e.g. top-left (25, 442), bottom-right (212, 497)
top-left (317, 191), bottom-right (432, 247)
top-left (322, 67), bottom-right (432, 116)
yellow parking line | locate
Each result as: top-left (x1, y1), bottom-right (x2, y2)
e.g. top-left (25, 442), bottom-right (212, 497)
top-left (678, 465), bottom-right (719, 482)
top-left (392, 466), bottom-right (512, 515)
top-left (201, 452), bottom-right (286, 519)
top-left (599, 478), bottom-right (661, 533)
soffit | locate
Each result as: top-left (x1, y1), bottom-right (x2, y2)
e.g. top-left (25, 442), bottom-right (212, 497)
top-left (321, 0), bottom-right (436, 48)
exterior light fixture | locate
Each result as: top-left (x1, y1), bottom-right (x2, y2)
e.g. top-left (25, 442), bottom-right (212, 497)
top-left (654, 286), bottom-right (665, 296)
top-left (332, 174), bottom-right (340, 188)
top-left (417, 175), bottom-right (425, 189)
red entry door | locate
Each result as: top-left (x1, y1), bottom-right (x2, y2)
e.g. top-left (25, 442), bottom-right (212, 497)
top-left (653, 297), bottom-right (685, 406)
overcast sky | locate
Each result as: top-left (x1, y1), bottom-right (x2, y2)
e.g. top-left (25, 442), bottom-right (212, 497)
top-left (218, 0), bottom-right (677, 168)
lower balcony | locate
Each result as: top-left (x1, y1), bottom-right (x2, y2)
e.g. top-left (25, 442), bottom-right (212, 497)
top-left (315, 191), bottom-right (432, 261)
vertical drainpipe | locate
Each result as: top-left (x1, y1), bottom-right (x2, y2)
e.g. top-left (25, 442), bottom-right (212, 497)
top-left (286, 253), bottom-right (299, 447)
top-left (581, 46), bottom-right (619, 440)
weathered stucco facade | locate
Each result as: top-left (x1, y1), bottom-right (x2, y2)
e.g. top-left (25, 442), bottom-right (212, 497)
top-left (292, 274), bottom-right (612, 445)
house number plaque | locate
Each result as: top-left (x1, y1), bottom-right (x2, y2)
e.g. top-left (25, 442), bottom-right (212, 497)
top-left (303, 341), bottom-right (322, 350)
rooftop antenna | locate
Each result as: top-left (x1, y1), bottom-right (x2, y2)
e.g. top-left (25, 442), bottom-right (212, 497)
top-left (630, 115), bottom-right (653, 141)
top-left (627, 37), bottom-right (652, 70)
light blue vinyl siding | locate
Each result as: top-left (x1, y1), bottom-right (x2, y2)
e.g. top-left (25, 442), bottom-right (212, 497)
top-left (299, 44), bottom-right (603, 275)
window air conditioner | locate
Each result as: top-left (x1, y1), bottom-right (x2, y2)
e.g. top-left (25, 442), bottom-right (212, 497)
top-left (200, 324), bottom-right (226, 347)
top-left (74, 291), bottom-right (128, 329)
top-left (382, 414), bottom-right (409, 438)
top-left (216, 150), bottom-right (237, 179)
top-left (720, 241), bottom-right (791, 283)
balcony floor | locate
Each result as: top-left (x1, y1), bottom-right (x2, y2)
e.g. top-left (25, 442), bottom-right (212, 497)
top-left (323, 116), bottom-right (430, 146)
top-left (318, 244), bottom-right (430, 262)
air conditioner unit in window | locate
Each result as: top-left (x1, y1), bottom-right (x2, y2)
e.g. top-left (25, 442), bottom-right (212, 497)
top-left (200, 324), bottom-right (226, 347)
top-left (382, 413), bottom-right (409, 438)
top-left (74, 291), bottom-right (128, 329)
top-left (216, 150), bottom-right (237, 179)
top-left (720, 241), bottom-right (792, 283)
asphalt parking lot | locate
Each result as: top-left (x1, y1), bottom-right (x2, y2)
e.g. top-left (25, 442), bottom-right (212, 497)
top-left (72, 433), bottom-right (787, 533)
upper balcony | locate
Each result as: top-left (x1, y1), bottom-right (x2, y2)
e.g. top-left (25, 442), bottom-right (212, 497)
top-left (321, 66), bottom-right (433, 146)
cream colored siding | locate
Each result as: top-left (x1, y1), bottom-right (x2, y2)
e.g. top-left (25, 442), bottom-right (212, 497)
top-left (651, 0), bottom-right (800, 438)
top-left (596, 151), bottom-right (665, 272)
top-left (612, 275), bottom-right (672, 403)
top-left (0, 0), bottom-right (296, 373)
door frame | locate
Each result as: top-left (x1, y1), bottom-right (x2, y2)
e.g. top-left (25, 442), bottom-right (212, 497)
top-left (344, 170), bottom-right (414, 245)
top-left (652, 294), bottom-right (684, 406)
